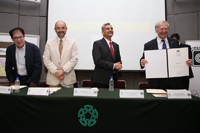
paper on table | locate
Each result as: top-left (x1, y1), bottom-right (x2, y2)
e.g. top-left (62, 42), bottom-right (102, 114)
top-left (49, 87), bottom-right (62, 92)
top-left (91, 87), bottom-right (99, 91)
top-left (11, 85), bottom-right (27, 90)
top-left (168, 47), bottom-right (189, 78)
top-left (153, 94), bottom-right (167, 97)
top-left (145, 49), bottom-right (168, 79)
top-left (146, 89), bottom-right (167, 94)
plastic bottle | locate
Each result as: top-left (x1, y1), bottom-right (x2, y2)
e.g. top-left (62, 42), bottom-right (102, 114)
top-left (109, 76), bottom-right (114, 91)
top-left (15, 77), bottom-right (20, 93)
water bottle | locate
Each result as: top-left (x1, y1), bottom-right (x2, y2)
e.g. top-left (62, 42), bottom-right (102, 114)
top-left (109, 76), bottom-right (114, 91)
top-left (14, 77), bottom-right (20, 93)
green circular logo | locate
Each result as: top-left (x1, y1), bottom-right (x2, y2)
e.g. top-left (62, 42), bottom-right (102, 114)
top-left (78, 105), bottom-right (98, 127)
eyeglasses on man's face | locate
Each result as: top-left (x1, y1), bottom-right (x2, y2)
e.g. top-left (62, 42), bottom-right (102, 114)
top-left (13, 36), bottom-right (24, 40)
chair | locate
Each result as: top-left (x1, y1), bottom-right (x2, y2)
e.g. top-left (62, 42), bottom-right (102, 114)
top-left (39, 82), bottom-right (49, 87)
top-left (82, 80), bottom-right (94, 87)
top-left (114, 80), bottom-right (126, 89)
top-left (139, 82), bottom-right (149, 89)
top-left (73, 81), bottom-right (79, 88)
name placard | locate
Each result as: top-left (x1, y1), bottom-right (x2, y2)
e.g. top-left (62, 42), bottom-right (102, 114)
top-left (73, 88), bottom-right (98, 97)
top-left (0, 86), bottom-right (12, 94)
top-left (120, 90), bottom-right (144, 98)
top-left (167, 90), bottom-right (191, 99)
top-left (27, 87), bottom-right (50, 96)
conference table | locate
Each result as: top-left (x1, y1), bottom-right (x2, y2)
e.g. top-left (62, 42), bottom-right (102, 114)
top-left (0, 87), bottom-right (200, 133)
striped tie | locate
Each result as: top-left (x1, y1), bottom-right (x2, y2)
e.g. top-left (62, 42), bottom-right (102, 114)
top-left (162, 40), bottom-right (166, 49)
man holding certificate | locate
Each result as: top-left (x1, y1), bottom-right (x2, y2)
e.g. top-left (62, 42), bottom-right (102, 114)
top-left (140, 20), bottom-right (192, 89)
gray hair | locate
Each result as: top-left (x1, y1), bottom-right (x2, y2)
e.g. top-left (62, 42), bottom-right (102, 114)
top-left (101, 23), bottom-right (111, 31)
top-left (155, 20), bottom-right (169, 31)
top-left (55, 20), bottom-right (67, 28)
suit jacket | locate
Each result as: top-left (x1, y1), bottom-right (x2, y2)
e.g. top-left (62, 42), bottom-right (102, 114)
top-left (179, 43), bottom-right (194, 78)
top-left (140, 37), bottom-right (181, 88)
top-left (92, 38), bottom-right (122, 85)
top-left (5, 41), bottom-right (42, 85)
top-left (43, 37), bottom-right (78, 86)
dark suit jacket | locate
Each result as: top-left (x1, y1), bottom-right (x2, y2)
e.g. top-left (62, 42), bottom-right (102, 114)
top-left (92, 38), bottom-right (122, 85)
top-left (5, 41), bottom-right (42, 86)
top-left (179, 43), bottom-right (194, 78)
top-left (140, 37), bottom-right (182, 88)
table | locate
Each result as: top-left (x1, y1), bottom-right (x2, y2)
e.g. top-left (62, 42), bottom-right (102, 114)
top-left (0, 88), bottom-right (200, 133)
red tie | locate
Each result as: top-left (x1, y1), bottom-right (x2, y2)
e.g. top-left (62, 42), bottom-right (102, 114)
top-left (109, 41), bottom-right (114, 60)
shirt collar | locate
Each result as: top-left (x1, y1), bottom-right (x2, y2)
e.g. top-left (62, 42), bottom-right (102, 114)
top-left (157, 36), bottom-right (168, 44)
top-left (57, 36), bottom-right (65, 43)
top-left (104, 37), bottom-right (112, 45)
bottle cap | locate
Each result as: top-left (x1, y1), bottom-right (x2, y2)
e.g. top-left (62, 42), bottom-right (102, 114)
top-left (110, 76), bottom-right (113, 79)
top-left (16, 77), bottom-right (19, 80)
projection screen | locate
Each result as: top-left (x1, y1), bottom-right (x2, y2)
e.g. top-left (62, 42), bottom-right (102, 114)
top-left (48, 0), bottom-right (166, 70)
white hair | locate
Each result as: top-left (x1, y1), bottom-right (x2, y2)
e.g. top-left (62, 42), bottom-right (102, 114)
top-left (155, 20), bottom-right (169, 31)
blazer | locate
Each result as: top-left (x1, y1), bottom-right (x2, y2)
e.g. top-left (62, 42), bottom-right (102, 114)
top-left (92, 38), bottom-right (122, 85)
top-left (43, 37), bottom-right (78, 86)
top-left (5, 41), bottom-right (42, 85)
top-left (140, 37), bottom-right (181, 88)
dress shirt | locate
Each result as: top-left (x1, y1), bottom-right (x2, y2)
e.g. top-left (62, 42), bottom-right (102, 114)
top-left (16, 43), bottom-right (27, 76)
top-left (57, 36), bottom-right (65, 46)
top-left (104, 37), bottom-right (114, 51)
top-left (104, 37), bottom-right (115, 69)
top-left (157, 37), bottom-right (169, 49)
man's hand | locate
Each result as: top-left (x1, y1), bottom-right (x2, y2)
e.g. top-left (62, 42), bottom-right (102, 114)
top-left (55, 69), bottom-right (65, 80)
top-left (58, 75), bottom-right (64, 80)
top-left (186, 59), bottom-right (192, 67)
top-left (141, 59), bottom-right (148, 67)
top-left (55, 69), bottom-right (65, 79)
top-left (114, 62), bottom-right (122, 70)
top-left (29, 82), bottom-right (36, 87)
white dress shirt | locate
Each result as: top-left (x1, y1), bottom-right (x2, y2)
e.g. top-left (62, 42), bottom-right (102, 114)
top-left (16, 43), bottom-right (27, 76)
top-left (104, 37), bottom-right (114, 50)
top-left (157, 37), bottom-right (169, 49)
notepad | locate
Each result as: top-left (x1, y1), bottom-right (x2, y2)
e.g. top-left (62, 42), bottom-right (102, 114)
top-left (146, 89), bottom-right (167, 94)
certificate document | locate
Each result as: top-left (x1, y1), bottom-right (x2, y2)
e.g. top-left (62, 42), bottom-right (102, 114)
top-left (145, 49), bottom-right (167, 78)
top-left (144, 47), bottom-right (189, 79)
top-left (168, 48), bottom-right (189, 77)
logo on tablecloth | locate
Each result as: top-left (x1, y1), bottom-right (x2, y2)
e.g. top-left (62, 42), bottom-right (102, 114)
top-left (192, 47), bottom-right (200, 67)
top-left (78, 105), bottom-right (98, 127)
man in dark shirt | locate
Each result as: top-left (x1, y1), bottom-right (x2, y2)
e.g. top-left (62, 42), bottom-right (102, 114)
top-left (171, 33), bottom-right (194, 89)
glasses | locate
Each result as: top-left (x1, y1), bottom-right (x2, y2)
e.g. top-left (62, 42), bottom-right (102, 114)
top-left (13, 36), bottom-right (24, 40)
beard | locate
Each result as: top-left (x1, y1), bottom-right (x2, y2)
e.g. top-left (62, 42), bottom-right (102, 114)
top-left (57, 31), bottom-right (66, 37)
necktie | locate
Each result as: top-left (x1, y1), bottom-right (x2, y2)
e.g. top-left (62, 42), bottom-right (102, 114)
top-left (59, 40), bottom-right (63, 58)
top-left (161, 40), bottom-right (166, 49)
top-left (109, 41), bottom-right (114, 60)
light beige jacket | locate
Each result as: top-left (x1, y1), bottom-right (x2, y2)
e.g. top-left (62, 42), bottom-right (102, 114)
top-left (43, 37), bottom-right (78, 86)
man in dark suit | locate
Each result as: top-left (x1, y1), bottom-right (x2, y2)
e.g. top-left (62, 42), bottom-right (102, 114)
top-left (5, 27), bottom-right (42, 87)
top-left (170, 33), bottom-right (194, 89)
top-left (92, 23), bottom-right (122, 88)
top-left (140, 20), bottom-right (192, 89)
